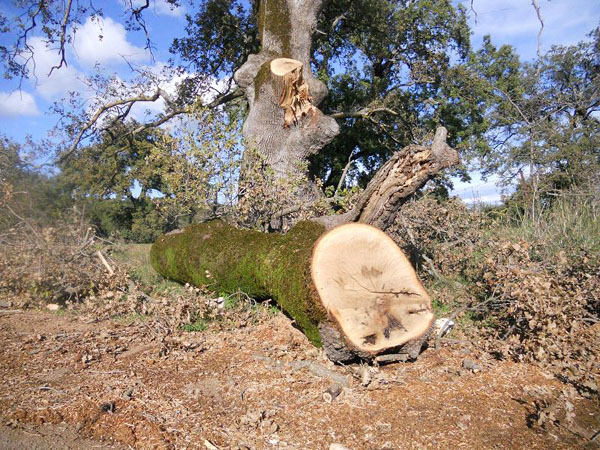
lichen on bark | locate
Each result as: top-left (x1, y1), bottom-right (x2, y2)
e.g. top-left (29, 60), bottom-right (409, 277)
top-left (253, 60), bottom-right (273, 102)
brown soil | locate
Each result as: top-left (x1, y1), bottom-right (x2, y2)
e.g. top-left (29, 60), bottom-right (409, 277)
top-left (0, 309), bottom-right (598, 450)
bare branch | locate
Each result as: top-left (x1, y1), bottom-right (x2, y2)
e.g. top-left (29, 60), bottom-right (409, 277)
top-left (330, 107), bottom-right (398, 119)
top-left (128, 0), bottom-right (155, 61)
top-left (59, 87), bottom-right (244, 163)
top-left (531, 0), bottom-right (544, 59)
top-left (59, 89), bottom-right (165, 163)
top-left (470, 0), bottom-right (478, 23)
top-left (334, 151), bottom-right (356, 197)
top-left (48, 0), bottom-right (73, 76)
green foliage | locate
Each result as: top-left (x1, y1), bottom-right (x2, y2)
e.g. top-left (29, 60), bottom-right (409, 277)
top-left (500, 186), bottom-right (600, 263)
top-left (56, 103), bottom-right (245, 241)
top-left (170, 0), bottom-right (259, 81)
top-left (463, 29), bottom-right (600, 214)
top-left (310, 0), bottom-right (474, 188)
top-left (182, 319), bottom-right (208, 332)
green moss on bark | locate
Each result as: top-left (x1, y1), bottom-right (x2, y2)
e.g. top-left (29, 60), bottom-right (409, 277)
top-left (150, 220), bottom-right (327, 345)
top-left (254, 60), bottom-right (273, 101)
top-left (257, 0), bottom-right (292, 56)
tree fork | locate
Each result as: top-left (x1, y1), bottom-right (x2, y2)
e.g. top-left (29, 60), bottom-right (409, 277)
top-left (151, 220), bottom-right (434, 363)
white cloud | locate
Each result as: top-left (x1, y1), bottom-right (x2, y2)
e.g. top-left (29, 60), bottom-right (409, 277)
top-left (73, 16), bottom-right (150, 67)
top-left (461, 193), bottom-right (503, 205)
top-left (153, 0), bottom-right (186, 17)
top-left (462, 0), bottom-right (600, 60)
top-left (24, 37), bottom-right (88, 101)
top-left (0, 91), bottom-right (40, 117)
top-left (450, 172), bottom-right (510, 205)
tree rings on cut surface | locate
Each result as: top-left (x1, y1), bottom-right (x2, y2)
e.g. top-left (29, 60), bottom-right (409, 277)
top-left (311, 223), bottom-right (433, 354)
top-left (270, 57), bottom-right (316, 127)
top-left (270, 57), bottom-right (303, 77)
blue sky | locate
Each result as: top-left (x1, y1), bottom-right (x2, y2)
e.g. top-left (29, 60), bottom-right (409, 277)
top-left (0, 0), bottom-right (598, 203)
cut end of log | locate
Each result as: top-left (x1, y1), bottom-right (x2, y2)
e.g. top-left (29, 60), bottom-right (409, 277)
top-left (311, 223), bottom-right (433, 354)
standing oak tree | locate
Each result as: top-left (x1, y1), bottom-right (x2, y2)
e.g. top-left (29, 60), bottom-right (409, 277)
top-left (2, 0), bottom-right (469, 360)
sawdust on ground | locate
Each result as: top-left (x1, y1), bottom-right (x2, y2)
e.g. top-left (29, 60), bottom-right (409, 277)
top-left (0, 309), bottom-right (597, 449)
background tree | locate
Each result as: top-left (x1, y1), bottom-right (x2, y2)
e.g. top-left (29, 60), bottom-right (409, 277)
top-left (58, 103), bottom-right (245, 241)
top-left (462, 28), bottom-right (600, 219)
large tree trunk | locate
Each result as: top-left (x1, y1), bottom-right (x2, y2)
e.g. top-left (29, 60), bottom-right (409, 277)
top-left (234, 0), bottom-right (339, 181)
top-left (151, 220), bottom-right (433, 363)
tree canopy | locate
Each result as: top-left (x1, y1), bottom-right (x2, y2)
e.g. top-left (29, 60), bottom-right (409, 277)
top-left (1, 0), bottom-right (598, 233)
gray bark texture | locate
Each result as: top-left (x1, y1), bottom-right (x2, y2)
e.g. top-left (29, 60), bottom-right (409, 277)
top-left (234, 0), bottom-right (339, 179)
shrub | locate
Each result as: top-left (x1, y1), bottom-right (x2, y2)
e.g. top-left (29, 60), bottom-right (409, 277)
top-left (391, 188), bottom-right (599, 396)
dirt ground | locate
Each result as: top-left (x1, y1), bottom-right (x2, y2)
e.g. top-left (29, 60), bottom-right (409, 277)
top-left (0, 308), bottom-right (598, 450)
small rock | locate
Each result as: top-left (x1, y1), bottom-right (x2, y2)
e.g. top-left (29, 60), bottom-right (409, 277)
top-left (462, 358), bottom-right (482, 372)
top-left (100, 402), bottom-right (115, 413)
top-left (360, 366), bottom-right (372, 387)
top-left (263, 419), bottom-right (278, 434)
top-left (434, 318), bottom-right (455, 337)
top-left (241, 409), bottom-right (264, 427)
top-left (120, 388), bottom-right (133, 400)
top-left (330, 444), bottom-right (352, 450)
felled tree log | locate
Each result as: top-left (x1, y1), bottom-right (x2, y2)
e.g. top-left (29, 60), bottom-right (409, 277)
top-left (151, 220), bottom-right (433, 363)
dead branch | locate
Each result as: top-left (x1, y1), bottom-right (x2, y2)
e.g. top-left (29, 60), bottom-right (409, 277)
top-left (531, 0), bottom-right (544, 59)
top-left (48, 0), bottom-right (73, 76)
top-left (334, 151), bottom-right (356, 197)
top-left (322, 384), bottom-right (343, 403)
top-left (434, 289), bottom-right (499, 349)
top-left (330, 107), bottom-right (398, 120)
top-left (95, 250), bottom-right (114, 276)
top-left (60, 87), bottom-right (243, 163)
top-left (254, 355), bottom-right (351, 387)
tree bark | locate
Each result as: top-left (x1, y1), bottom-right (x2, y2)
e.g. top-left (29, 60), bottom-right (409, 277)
top-left (234, 0), bottom-right (339, 181)
top-left (315, 127), bottom-right (459, 230)
top-left (151, 220), bottom-right (434, 363)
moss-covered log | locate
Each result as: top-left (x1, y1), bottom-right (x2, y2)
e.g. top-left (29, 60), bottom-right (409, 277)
top-left (151, 220), bottom-right (433, 362)
top-left (151, 220), bottom-right (328, 345)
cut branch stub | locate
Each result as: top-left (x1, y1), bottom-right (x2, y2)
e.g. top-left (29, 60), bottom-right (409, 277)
top-left (312, 223), bottom-right (433, 354)
top-left (270, 57), bottom-right (316, 127)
